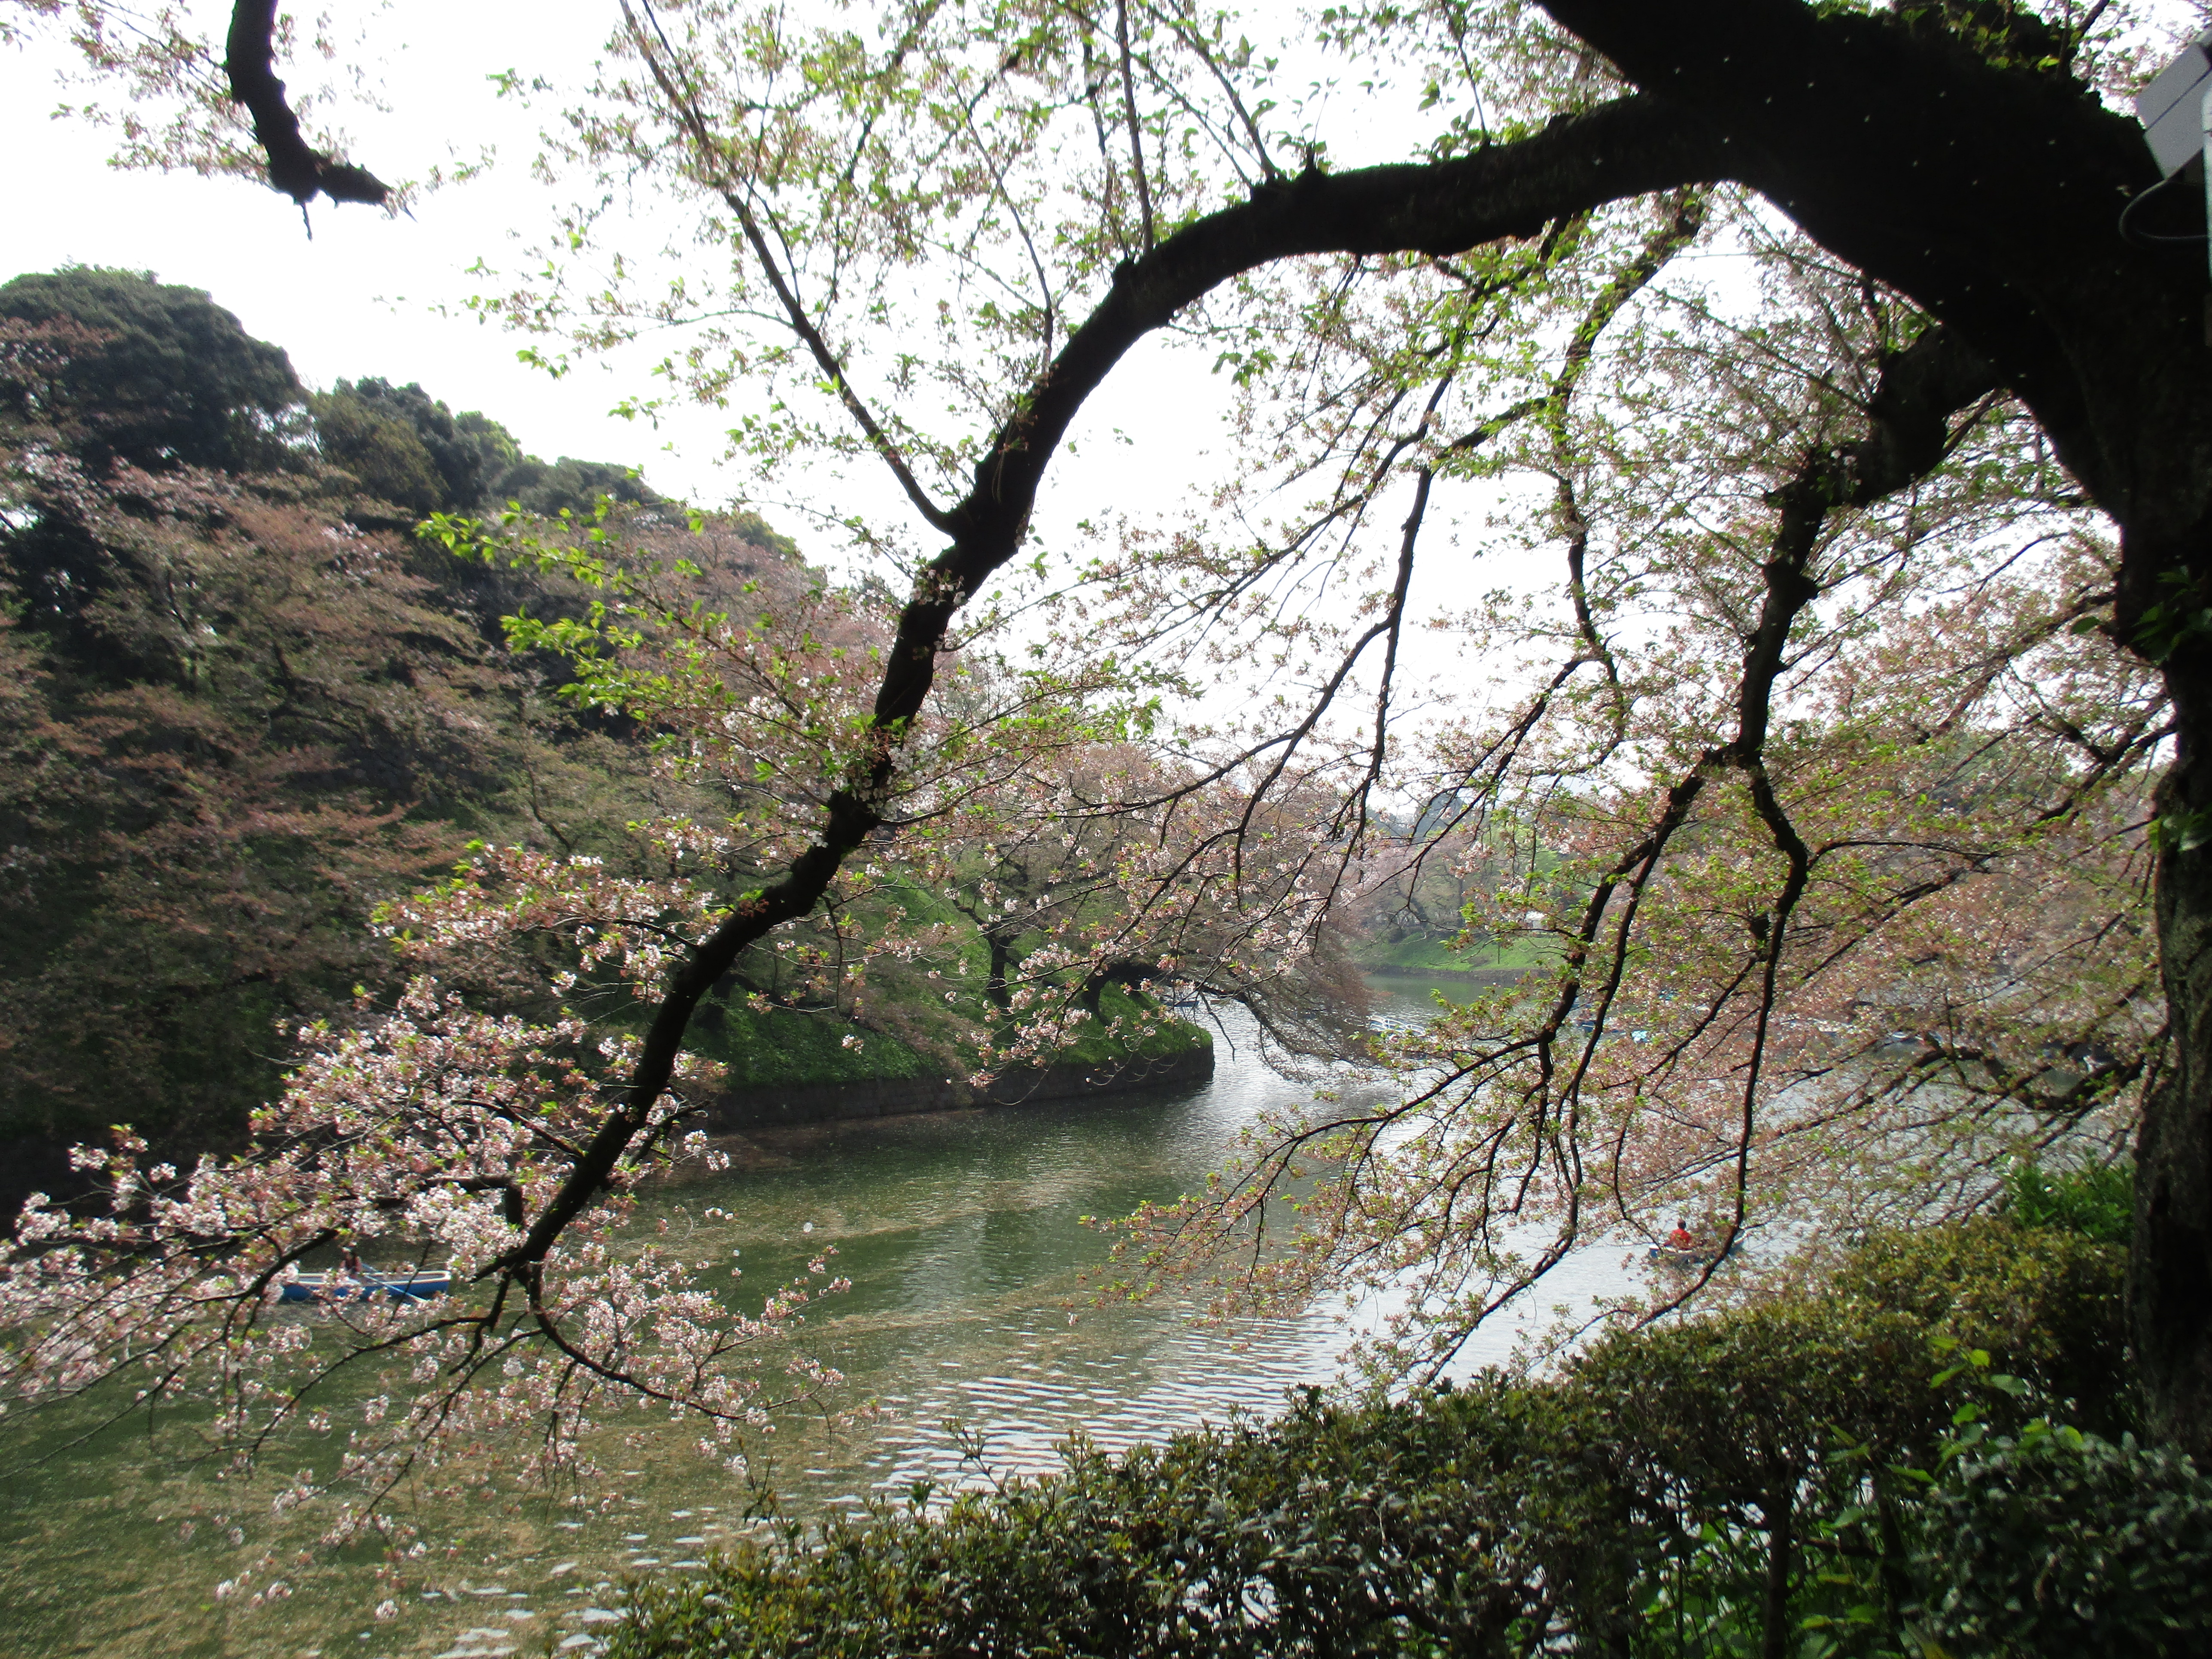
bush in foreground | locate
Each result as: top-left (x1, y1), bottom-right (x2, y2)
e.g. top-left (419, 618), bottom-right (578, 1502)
top-left (599, 1217), bottom-right (2198, 1658)
top-left (1917, 1424), bottom-right (2212, 1659)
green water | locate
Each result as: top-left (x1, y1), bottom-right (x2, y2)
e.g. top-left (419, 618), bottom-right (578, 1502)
top-left (1, 984), bottom-right (1626, 1657)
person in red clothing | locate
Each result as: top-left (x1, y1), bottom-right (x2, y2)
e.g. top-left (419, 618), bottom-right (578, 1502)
top-left (1664, 1217), bottom-right (1696, 1252)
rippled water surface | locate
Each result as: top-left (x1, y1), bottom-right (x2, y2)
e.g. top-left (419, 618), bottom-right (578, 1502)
top-left (1, 981), bottom-right (1638, 1657)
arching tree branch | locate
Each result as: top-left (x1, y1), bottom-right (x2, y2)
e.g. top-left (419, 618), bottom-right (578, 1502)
top-left (224, 0), bottom-right (389, 208)
top-left (494, 92), bottom-right (1735, 1275)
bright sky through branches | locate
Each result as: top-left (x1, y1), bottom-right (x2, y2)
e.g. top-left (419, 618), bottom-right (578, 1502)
top-left (0, 0), bottom-right (1242, 586)
top-left (0, 0), bottom-right (1638, 761)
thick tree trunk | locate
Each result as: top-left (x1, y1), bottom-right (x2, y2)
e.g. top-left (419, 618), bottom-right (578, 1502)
top-left (2139, 661), bottom-right (2212, 1455)
top-left (985, 926), bottom-right (1015, 1012)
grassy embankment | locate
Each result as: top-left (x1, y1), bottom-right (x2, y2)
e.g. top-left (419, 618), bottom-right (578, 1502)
top-left (690, 982), bottom-right (1210, 1099)
top-left (1351, 930), bottom-right (1551, 979)
top-left (686, 879), bottom-right (1212, 1106)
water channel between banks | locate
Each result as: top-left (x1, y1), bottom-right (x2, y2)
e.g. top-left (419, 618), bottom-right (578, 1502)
top-left (0, 978), bottom-right (1643, 1659)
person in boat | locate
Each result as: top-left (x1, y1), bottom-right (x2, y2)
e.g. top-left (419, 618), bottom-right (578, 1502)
top-left (337, 1245), bottom-right (364, 1281)
top-left (1663, 1217), bottom-right (1697, 1252)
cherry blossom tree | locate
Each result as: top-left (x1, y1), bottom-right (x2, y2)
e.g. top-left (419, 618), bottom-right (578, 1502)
top-left (12, 0), bottom-right (2212, 1465)
top-left (0, 319), bottom-right (873, 1565)
top-left (530, 0), bottom-right (2204, 1452)
top-left (0, 456), bottom-right (1350, 1576)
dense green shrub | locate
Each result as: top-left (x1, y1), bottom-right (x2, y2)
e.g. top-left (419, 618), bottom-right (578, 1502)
top-left (1998, 1158), bottom-right (2134, 1246)
top-left (612, 1381), bottom-right (1618, 1658)
top-left (1573, 1301), bottom-right (1948, 1659)
top-left (1916, 1424), bottom-right (2212, 1658)
top-left (1825, 1216), bottom-right (2131, 1434)
top-left (604, 1218), bottom-right (2189, 1659)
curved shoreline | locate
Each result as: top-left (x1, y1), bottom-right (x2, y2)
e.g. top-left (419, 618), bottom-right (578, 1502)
top-left (703, 1042), bottom-right (1217, 1130)
top-left (1359, 963), bottom-right (1528, 987)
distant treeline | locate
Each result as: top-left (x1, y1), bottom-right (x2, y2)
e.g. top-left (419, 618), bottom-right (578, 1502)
top-left (0, 266), bottom-right (795, 1190)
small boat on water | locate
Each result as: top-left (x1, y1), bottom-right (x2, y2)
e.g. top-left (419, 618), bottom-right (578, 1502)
top-left (277, 1270), bottom-right (452, 1304)
top-left (1646, 1244), bottom-right (1735, 1269)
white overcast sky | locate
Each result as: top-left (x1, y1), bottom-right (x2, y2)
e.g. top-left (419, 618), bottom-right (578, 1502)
top-left (1, 0), bottom-right (1513, 732)
top-left (5, 3), bottom-right (820, 511)
top-left (0, 0), bottom-right (1246, 582)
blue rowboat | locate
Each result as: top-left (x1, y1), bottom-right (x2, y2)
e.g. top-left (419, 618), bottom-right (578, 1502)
top-left (278, 1270), bottom-right (452, 1303)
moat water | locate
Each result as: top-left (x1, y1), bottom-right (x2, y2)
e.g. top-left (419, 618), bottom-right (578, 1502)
top-left (0, 980), bottom-right (1639, 1658)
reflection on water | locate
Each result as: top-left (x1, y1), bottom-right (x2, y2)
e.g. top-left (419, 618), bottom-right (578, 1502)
top-left (0, 979), bottom-right (1641, 1658)
top-left (723, 985), bottom-right (1632, 1508)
